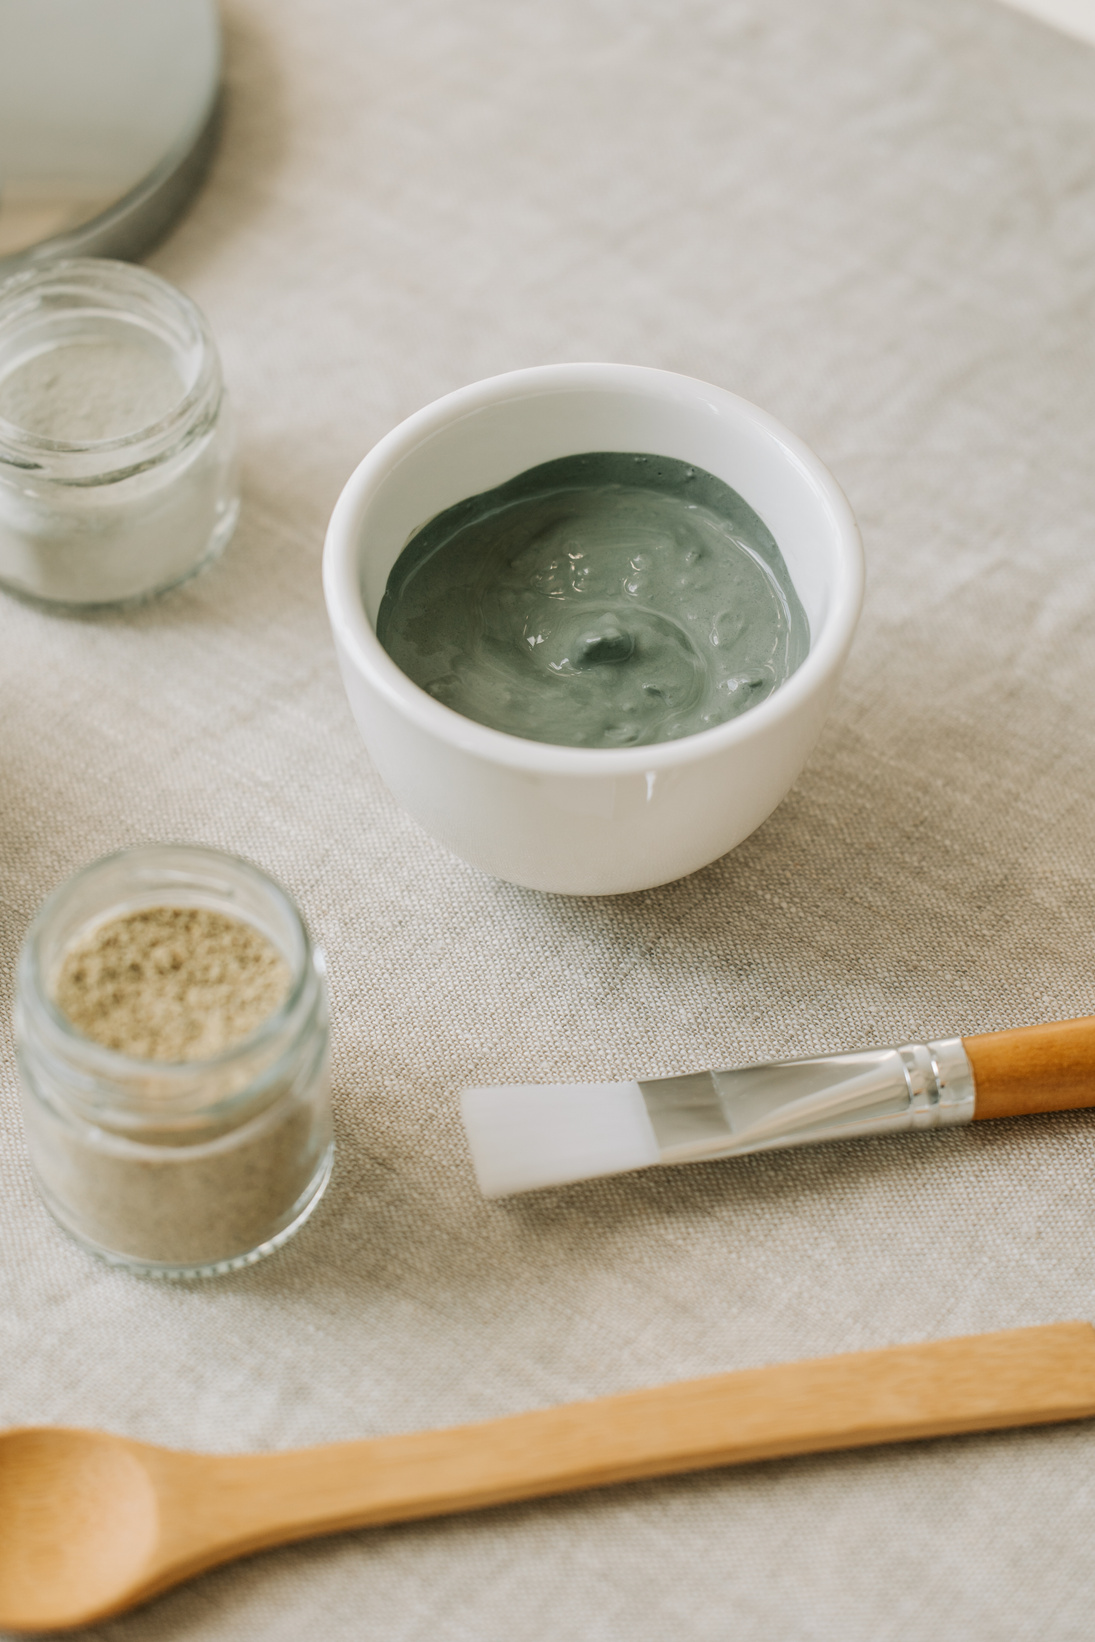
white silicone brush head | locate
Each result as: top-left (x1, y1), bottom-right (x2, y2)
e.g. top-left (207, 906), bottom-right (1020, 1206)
top-left (460, 1080), bottom-right (659, 1197)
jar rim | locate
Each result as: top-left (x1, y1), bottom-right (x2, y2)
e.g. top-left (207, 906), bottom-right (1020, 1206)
top-left (18, 844), bottom-right (320, 1095)
top-left (0, 258), bottom-right (223, 481)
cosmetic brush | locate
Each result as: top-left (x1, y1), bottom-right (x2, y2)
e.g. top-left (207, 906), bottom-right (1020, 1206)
top-left (460, 1014), bottom-right (1095, 1197)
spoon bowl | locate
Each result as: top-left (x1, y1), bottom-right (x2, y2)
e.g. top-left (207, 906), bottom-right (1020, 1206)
top-left (0, 1429), bottom-right (160, 1631)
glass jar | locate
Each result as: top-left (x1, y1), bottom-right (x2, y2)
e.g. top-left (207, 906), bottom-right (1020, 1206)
top-left (0, 258), bottom-right (238, 608)
top-left (14, 845), bottom-right (333, 1278)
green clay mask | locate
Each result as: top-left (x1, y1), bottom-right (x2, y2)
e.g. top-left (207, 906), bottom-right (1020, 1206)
top-left (376, 452), bottom-right (809, 749)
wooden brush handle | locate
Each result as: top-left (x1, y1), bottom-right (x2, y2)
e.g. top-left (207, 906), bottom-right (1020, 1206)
top-left (964, 1016), bottom-right (1095, 1121)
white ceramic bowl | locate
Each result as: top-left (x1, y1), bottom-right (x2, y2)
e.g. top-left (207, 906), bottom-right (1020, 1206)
top-left (323, 364), bottom-right (863, 895)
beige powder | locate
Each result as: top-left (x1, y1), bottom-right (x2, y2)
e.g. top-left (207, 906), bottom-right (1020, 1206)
top-left (54, 906), bottom-right (290, 1061)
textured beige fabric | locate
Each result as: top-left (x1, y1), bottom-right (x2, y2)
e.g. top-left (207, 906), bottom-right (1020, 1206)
top-left (4, 0), bottom-right (1095, 1634)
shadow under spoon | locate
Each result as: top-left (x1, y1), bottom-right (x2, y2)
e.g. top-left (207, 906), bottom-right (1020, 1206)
top-left (3, 1321), bottom-right (1095, 1632)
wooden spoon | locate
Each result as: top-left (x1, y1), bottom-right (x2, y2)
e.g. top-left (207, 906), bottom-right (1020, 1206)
top-left (4, 1321), bottom-right (1095, 1633)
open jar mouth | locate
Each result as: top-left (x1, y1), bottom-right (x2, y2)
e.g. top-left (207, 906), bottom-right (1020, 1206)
top-left (0, 257), bottom-right (223, 483)
top-left (16, 844), bottom-right (324, 1126)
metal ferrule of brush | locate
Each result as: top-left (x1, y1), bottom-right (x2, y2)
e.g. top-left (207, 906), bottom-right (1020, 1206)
top-left (638, 1037), bottom-right (976, 1166)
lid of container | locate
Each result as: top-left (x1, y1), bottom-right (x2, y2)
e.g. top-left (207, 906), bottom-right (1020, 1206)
top-left (0, 0), bottom-right (221, 274)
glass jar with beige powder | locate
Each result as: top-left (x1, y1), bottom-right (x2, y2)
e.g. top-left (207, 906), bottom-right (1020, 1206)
top-left (14, 845), bottom-right (333, 1278)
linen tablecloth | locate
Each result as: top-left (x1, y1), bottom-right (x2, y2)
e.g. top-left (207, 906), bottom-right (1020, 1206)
top-left (4, 0), bottom-right (1095, 1635)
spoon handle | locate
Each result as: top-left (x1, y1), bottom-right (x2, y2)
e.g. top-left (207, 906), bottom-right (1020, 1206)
top-left (173, 1322), bottom-right (1095, 1569)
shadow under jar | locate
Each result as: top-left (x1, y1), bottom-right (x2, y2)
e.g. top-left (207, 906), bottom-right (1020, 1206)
top-left (14, 846), bottom-right (333, 1278)
top-left (0, 258), bottom-right (238, 609)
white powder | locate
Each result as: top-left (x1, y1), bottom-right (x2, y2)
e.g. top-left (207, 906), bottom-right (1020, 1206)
top-left (0, 333), bottom-right (186, 442)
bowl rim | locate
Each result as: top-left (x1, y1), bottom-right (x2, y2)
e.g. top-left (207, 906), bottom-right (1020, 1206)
top-left (322, 362), bottom-right (864, 776)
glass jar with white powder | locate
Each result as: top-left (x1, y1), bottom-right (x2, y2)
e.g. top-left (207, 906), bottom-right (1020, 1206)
top-left (0, 258), bottom-right (238, 608)
top-left (14, 845), bottom-right (333, 1278)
